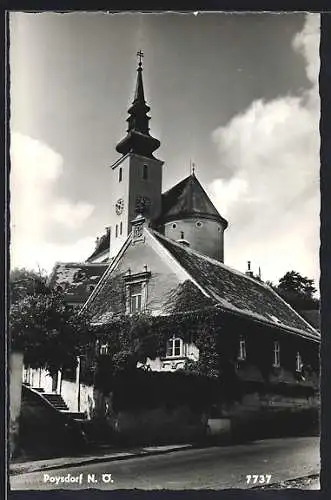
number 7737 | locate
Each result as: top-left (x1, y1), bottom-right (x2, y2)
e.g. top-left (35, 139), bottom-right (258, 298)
top-left (246, 474), bottom-right (272, 485)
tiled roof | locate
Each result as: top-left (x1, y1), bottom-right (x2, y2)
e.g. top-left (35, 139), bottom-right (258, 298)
top-left (159, 174), bottom-right (228, 227)
top-left (152, 231), bottom-right (319, 340)
top-left (49, 262), bottom-right (107, 304)
top-left (86, 230), bottom-right (110, 262)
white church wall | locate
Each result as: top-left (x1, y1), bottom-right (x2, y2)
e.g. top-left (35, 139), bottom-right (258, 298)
top-left (109, 230), bottom-right (184, 314)
top-left (164, 218), bottom-right (225, 262)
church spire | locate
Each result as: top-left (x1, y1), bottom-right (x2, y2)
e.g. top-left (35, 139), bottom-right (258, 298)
top-left (116, 51), bottom-right (160, 158)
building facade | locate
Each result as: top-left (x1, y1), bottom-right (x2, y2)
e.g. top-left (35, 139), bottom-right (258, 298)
top-left (35, 54), bottom-right (320, 438)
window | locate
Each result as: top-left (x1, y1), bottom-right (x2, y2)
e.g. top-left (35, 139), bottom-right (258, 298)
top-left (129, 282), bottom-right (143, 313)
top-left (119, 167), bottom-right (123, 182)
top-left (86, 284), bottom-right (95, 293)
top-left (100, 344), bottom-right (109, 355)
top-left (273, 341), bottom-right (280, 367)
top-left (115, 224), bottom-right (118, 238)
top-left (196, 221), bottom-right (203, 228)
top-left (172, 223), bottom-right (177, 229)
top-left (120, 222), bottom-right (123, 235)
top-left (74, 270), bottom-right (86, 282)
top-left (166, 336), bottom-right (184, 358)
top-left (124, 271), bottom-right (150, 314)
top-left (143, 164), bottom-right (148, 180)
top-left (238, 336), bottom-right (246, 360)
top-left (296, 351), bottom-right (303, 372)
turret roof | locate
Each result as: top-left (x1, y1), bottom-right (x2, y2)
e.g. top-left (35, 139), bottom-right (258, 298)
top-left (159, 173), bottom-right (228, 227)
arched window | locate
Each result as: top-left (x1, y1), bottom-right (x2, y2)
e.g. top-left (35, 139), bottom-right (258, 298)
top-left (119, 167), bottom-right (123, 182)
top-left (115, 224), bottom-right (118, 238)
top-left (273, 341), bottom-right (280, 367)
top-left (238, 335), bottom-right (246, 360)
top-left (143, 164), bottom-right (148, 180)
top-left (166, 336), bottom-right (184, 358)
top-left (120, 222), bottom-right (123, 235)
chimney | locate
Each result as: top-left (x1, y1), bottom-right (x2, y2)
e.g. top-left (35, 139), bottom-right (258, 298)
top-left (245, 260), bottom-right (254, 278)
top-left (177, 230), bottom-right (190, 248)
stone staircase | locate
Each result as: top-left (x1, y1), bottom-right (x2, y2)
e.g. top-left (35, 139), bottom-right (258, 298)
top-left (31, 386), bottom-right (86, 420)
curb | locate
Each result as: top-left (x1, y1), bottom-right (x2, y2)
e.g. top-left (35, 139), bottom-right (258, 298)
top-left (10, 444), bottom-right (193, 476)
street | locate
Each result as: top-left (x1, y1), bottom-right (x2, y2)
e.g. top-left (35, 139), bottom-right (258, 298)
top-left (10, 436), bottom-right (320, 490)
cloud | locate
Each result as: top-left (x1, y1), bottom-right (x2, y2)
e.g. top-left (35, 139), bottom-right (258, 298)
top-left (10, 132), bottom-right (95, 273)
top-left (209, 14), bottom-right (320, 287)
top-left (292, 13), bottom-right (320, 85)
top-left (50, 201), bottom-right (94, 229)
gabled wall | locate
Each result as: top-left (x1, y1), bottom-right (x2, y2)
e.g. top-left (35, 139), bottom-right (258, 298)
top-left (96, 229), bottom-right (197, 316)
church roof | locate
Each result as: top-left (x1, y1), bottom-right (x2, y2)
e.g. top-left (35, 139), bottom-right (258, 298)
top-left (49, 262), bottom-right (107, 304)
top-left (84, 225), bottom-right (319, 341)
top-left (151, 231), bottom-right (319, 340)
top-left (159, 174), bottom-right (228, 227)
top-left (86, 230), bottom-right (110, 262)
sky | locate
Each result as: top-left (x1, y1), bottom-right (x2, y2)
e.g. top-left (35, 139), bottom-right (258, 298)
top-left (9, 11), bottom-right (320, 289)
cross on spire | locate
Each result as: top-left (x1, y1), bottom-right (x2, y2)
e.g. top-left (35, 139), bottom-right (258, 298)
top-left (137, 49), bottom-right (144, 66)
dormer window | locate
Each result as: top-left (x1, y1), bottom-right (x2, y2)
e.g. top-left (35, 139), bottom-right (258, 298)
top-left (238, 336), bottom-right (246, 361)
top-left (73, 270), bottom-right (86, 282)
top-left (296, 351), bottom-right (303, 372)
top-left (273, 341), bottom-right (280, 368)
top-left (166, 336), bottom-right (184, 358)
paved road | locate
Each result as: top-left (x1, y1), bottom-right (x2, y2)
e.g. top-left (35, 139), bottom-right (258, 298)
top-left (10, 436), bottom-right (320, 491)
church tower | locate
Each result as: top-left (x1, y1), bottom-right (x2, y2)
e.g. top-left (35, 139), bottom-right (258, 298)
top-left (108, 51), bottom-right (164, 258)
top-left (158, 171), bottom-right (228, 262)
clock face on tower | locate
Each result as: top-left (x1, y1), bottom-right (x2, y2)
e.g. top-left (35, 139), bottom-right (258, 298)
top-left (135, 195), bottom-right (151, 215)
top-left (115, 198), bottom-right (124, 215)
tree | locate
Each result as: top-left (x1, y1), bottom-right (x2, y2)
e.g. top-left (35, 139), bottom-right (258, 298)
top-left (9, 268), bottom-right (91, 377)
top-left (274, 271), bottom-right (319, 312)
top-left (9, 267), bottom-right (49, 304)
